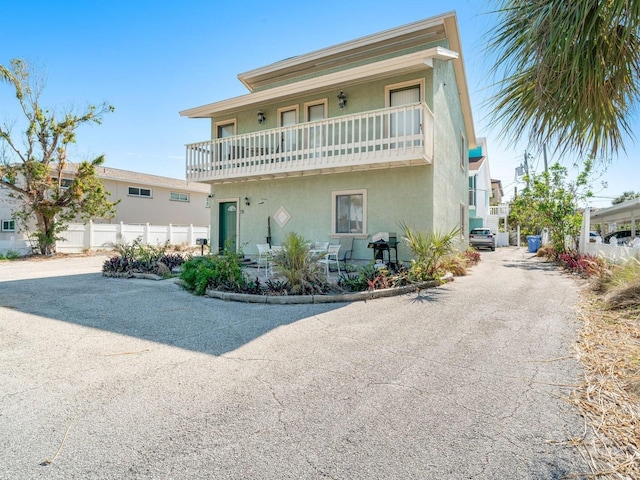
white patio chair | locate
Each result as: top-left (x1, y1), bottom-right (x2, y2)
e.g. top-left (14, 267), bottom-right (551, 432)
top-left (314, 242), bottom-right (329, 252)
top-left (318, 244), bottom-right (341, 277)
top-left (256, 243), bottom-right (273, 278)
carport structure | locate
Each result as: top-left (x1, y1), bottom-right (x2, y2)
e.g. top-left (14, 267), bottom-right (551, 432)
top-left (580, 198), bottom-right (640, 262)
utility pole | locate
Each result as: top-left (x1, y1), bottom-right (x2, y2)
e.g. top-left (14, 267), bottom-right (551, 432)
top-left (543, 143), bottom-right (548, 174)
top-left (524, 150), bottom-right (531, 189)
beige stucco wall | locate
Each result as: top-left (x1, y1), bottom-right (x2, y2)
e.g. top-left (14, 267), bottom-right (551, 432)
top-left (100, 179), bottom-right (210, 226)
top-left (0, 176), bottom-right (211, 245)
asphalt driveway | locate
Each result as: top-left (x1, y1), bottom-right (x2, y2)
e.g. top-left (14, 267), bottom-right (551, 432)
top-left (0, 248), bottom-right (589, 479)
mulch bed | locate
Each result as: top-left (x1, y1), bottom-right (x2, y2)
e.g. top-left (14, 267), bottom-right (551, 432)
top-left (569, 295), bottom-right (640, 478)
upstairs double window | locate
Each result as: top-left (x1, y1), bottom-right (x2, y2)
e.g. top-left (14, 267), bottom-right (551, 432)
top-left (128, 186), bottom-right (152, 198)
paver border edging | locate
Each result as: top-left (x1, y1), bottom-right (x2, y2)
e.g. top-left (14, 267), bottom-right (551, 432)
top-left (204, 274), bottom-right (453, 304)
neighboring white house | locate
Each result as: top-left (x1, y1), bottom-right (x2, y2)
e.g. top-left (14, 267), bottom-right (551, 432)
top-left (0, 166), bottom-right (211, 254)
top-left (468, 137), bottom-right (493, 232)
top-left (580, 199), bottom-right (640, 263)
top-left (180, 12), bottom-right (481, 262)
top-left (491, 179), bottom-right (504, 205)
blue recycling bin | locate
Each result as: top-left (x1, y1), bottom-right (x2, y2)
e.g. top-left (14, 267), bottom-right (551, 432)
top-left (527, 235), bottom-right (541, 253)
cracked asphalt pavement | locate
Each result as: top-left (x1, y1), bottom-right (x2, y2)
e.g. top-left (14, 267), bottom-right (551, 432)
top-left (0, 247), bottom-right (589, 479)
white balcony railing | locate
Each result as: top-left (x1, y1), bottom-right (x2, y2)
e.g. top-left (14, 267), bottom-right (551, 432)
top-left (185, 103), bottom-right (434, 183)
top-left (489, 204), bottom-right (509, 217)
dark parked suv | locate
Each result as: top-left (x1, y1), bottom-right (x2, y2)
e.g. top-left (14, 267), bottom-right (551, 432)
top-left (603, 230), bottom-right (640, 245)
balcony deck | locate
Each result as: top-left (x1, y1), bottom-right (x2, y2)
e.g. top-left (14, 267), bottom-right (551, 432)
top-left (185, 103), bottom-right (434, 184)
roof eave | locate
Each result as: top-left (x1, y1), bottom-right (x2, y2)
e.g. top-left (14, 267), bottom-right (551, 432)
top-left (237, 11), bottom-right (456, 91)
top-left (179, 47), bottom-right (457, 119)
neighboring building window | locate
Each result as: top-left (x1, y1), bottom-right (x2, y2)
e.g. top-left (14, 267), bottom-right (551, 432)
top-left (2, 219), bottom-right (15, 231)
top-left (51, 177), bottom-right (74, 189)
top-left (469, 175), bottom-right (477, 207)
top-left (128, 186), bottom-right (152, 198)
top-left (332, 190), bottom-right (366, 235)
top-left (170, 192), bottom-right (189, 202)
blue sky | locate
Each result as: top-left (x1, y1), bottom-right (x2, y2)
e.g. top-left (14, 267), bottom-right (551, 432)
top-left (1, 0), bottom-right (636, 207)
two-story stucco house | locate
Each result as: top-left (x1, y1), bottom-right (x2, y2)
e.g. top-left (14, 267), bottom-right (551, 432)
top-left (180, 11), bottom-right (477, 262)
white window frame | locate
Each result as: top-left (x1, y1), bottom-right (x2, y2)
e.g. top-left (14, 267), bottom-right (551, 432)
top-left (277, 105), bottom-right (299, 126)
top-left (384, 79), bottom-right (425, 107)
top-left (331, 189), bottom-right (367, 237)
top-left (214, 119), bottom-right (237, 139)
top-left (128, 186), bottom-right (152, 198)
top-left (460, 202), bottom-right (466, 238)
top-left (170, 192), bottom-right (189, 202)
top-left (1, 219), bottom-right (15, 232)
top-left (303, 99), bottom-right (328, 122)
top-left (461, 133), bottom-right (467, 171)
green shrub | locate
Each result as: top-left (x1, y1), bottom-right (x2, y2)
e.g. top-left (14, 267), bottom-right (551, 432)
top-left (0, 250), bottom-right (20, 260)
top-left (338, 262), bottom-right (405, 292)
top-left (103, 237), bottom-right (186, 276)
top-left (115, 237), bottom-right (169, 271)
top-left (180, 248), bottom-right (253, 295)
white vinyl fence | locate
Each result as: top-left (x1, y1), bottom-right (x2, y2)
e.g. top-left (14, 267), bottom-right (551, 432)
top-left (1, 222), bottom-right (210, 256)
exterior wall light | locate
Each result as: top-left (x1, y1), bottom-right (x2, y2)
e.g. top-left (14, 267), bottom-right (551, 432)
top-left (244, 197), bottom-right (250, 206)
top-left (337, 91), bottom-right (347, 109)
top-left (257, 111), bottom-right (266, 124)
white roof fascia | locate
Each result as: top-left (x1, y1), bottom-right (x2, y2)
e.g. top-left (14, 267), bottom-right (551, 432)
top-left (180, 47), bottom-right (457, 118)
top-left (590, 198), bottom-right (640, 223)
top-left (237, 12), bottom-right (454, 90)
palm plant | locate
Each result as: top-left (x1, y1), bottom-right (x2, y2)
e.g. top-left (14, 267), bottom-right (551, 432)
top-left (400, 222), bottom-right (461, 281)
top-left (487, 0), bottom-right (640, 158)
top-left (272, 232), bottom-right (327, 295)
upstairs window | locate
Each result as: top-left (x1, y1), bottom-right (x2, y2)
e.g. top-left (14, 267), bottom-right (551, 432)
top-left (170, 192), bottom-right (189, 202)
top-left (128, 186), bottom-right (152, 198)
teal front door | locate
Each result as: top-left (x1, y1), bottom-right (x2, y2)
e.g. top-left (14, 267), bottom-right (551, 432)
top-left (218, 201), bottom-right (237, 252)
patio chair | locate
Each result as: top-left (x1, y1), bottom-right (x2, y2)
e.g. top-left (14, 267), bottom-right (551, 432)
top-left (314, 241), bottom-right (329, 252)
top-left (256, 243), bottom-right (273, 278)
top-left (338, 236), bottom-right (354, 268)
top-left (318, 244), bottom-right (341, 277)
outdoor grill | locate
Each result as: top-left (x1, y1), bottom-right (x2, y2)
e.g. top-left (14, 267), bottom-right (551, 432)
top-left (367, 233), bottom-right (398, 270)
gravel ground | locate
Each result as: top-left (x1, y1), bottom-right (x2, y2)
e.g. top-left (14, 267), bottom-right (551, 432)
top-left (0, 248), bottom-right (590, 479)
